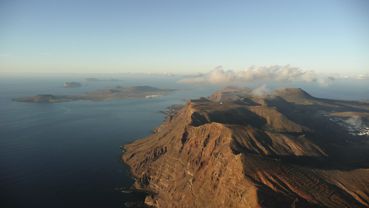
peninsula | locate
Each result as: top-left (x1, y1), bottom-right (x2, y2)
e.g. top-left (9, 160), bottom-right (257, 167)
top-left (123, 87), bottom-right (369, 208)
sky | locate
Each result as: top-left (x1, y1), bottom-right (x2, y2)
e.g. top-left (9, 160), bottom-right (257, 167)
top-left (0, 0), bottom-right (368, 75)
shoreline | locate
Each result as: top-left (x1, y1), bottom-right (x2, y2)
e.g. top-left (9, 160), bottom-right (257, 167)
top-left (121, 145), bottom-right (155, 208)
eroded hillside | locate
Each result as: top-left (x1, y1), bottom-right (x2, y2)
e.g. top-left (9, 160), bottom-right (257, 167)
top-left (123, 87), bottom-right (369, 208)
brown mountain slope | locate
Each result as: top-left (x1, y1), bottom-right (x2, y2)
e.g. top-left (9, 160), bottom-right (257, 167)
top-left (122, 87), bottom-right (369, 208)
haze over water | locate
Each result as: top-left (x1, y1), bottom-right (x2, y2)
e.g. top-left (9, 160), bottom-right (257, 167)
top-left (0, 75), bottom-right (215, 207)
top-left (0, 74), bottom-right (368, 207)
top-left (1, 0), bottom-right (368, 207)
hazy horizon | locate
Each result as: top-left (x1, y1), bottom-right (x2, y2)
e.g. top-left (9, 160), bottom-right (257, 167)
top-left (2, 1), bottom-right (369, 208)
top-left (1, 0), bottom-right (369, 75)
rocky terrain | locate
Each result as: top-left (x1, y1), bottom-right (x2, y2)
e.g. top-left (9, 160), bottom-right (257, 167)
top-left (123, 87), bottom-right (369, 208)
top-left (13, 86), bottom-right (174, 103)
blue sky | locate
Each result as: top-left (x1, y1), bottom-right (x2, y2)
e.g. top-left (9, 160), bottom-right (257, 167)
top-left (0, 0), bottom-right (368, 74)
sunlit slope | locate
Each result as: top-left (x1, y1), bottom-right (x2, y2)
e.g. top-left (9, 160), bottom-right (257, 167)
top-left (123, 87), bottom-right (369, 208)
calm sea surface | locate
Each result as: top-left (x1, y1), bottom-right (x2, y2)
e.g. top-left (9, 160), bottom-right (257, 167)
top-left (0, 75), bottom-right (216, 208)
top-left (0, 75), bottom-right (368, 208)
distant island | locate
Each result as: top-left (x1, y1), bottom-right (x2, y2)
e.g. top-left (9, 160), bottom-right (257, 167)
top-left (123, 87), bottom-right (369, 208)
top-left (13, 86), bottom-right (175, 103)
top-left (85, 78), bottom-right (122, 82)
top-left (64, 82), bottom-right (82, 88)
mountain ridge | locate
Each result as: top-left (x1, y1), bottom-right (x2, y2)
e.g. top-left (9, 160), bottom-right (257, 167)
top-left (123, 87), bottom-right (369, 207)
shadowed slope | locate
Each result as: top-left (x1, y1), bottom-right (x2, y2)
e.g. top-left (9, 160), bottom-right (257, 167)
top-left (123, 87), bottom-right (369, 208)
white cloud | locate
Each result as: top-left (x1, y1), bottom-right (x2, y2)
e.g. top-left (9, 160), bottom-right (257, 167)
top-left (251, 84), bottom-right (270, 96)
top-left (178, 65), bottom-right (334, 86)
top-left (357, 74), bottom-right (369, 80)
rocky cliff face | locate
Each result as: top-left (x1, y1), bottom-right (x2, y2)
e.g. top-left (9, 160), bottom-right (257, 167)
top-left (122, 88), bottom-right (369, 208)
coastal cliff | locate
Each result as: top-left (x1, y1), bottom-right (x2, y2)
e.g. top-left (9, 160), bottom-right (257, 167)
top-left (123, 87), bottom-right (369, 208)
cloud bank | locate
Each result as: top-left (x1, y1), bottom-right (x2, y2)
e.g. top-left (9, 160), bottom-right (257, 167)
top-left (178, 65), bottom-right (334, 86)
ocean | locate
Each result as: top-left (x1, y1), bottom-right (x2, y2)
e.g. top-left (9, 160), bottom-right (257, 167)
top-left (0, 74), bottom-right (368, 208)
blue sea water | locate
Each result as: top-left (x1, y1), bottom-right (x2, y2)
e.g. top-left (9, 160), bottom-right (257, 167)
top-left (0, 74), bottom-right (368, 208)
top-left (0, 75), bottom-right (216, 208)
